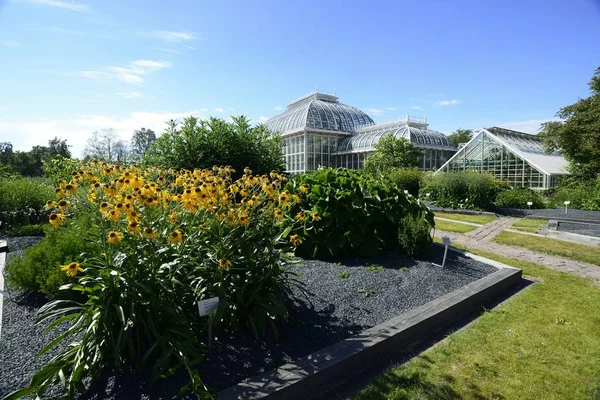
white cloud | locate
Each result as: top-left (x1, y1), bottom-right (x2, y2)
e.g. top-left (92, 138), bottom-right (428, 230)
top-left (386, 107), bottom-right (397, 111)
top-left (0, 110), bottom-right (201, 158)
top-left (156, 48), bottom-right (181, 55)
top-left (117, 91), bottom-right (142, 99)
top-left (365, 108), bottom-right (384, 115)
top-left (151, 31), bottom-right (199, 43)
top-left (434, 99), bottom-right (460, 107)
top-left (257, 116), bottom-right (269, 123)
top-left (411, 106), bottom-right (424, 111)
top-left (25, 0), bottom-right (90, 13)
top-left (274, 106), bottom-right (283, 111)
top-left (0, 39), bottom-right (20, 47)
top-left (214, 108), bottom-right (224, 113)
top-left (79, 60), bottom-right (171, 84)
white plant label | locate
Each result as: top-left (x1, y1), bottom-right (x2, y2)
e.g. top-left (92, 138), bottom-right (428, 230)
top-left (564, 201), bottom-right (571, 205)
top-left (197, 297), bottom-right (220, 317)
top-left (527, 201), bottom-right (533, 206)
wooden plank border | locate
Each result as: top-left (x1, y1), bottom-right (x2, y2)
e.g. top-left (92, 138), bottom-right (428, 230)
top-left (0, 240), bottom-right (8, 341)
top-left (219, 248), bottom-right (522, 400)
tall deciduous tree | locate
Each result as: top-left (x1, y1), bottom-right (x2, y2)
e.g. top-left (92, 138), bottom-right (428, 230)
top-left (540, 67), bottom-right (600, 178)
top-left (364, 135), bottom-right (422, 173)
top-left (84, 129), bottom-right (128, 163)
top-left (447, 128), bottom-right (473, 147)
top-left (130, 127), bottom-right (156, 161)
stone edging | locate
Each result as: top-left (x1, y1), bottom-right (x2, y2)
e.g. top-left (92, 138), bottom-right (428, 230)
top-left (0, 240), bottom-right (8, 341)
top-left (218, 247), bottom-right (522, 400)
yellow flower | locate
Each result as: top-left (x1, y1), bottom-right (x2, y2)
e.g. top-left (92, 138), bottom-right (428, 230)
top-left (45, 200), bottom-right (56, 210)
top-left (106, 231), bottom-right (123, 244)
top-left (49, 213), bottom-right (66, 228)
top-left (58, 199), bottom-right (71, 212)
top-left (238, 210), bottom-right (249, 226)
top-left (299, 184), bottom-right (310, 194)
top-left (169, 230), bottom-right (183, 245)
top-left (311, 211), bottom-right (322, 221)
top-left (127, 220), bottom-right (141, 234)
top-left (274, 208), bottom-right (284, 220)
top-left (63, 183), bottom-right (78, 196)
top-left (143, 226), bottom-right (157, 240)
top-left (55, 188), bottom-right (64, 198)
top-left (61, 262), bottom-right (83, 277)
top-left (290, 234), bottom-right (303, 247)
top-left (218, 258), bottom-right (232, 270)
top-left (295, 211), bottom-right (306, 222)
top-left (168, 212), bottom-right (178, 225)
top-left (107, 209), bottom-right (120, 222)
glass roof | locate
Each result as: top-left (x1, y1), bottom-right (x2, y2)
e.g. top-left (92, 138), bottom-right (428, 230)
top-left (265, 93), bottom-right (374, 134)
top-left (336, 125), bottom-right (455, 153)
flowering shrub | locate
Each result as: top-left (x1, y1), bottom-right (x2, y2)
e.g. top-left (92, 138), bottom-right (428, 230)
top-left (282, 168), bottom-right (434, 258)
top-left (495, 188), bottom-right (546, 209)
top-left (0, 176), bottom-right (54, 229)
top-left (8, 163), bottom-right (297, 399)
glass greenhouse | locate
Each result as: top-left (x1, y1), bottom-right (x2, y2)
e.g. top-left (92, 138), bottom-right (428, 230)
top-left (265, 91), bottom-right (457, 173)
top-left (437, 127), bottom-right (570, 189)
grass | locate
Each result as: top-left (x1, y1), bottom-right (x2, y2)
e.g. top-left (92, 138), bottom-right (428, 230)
top-left (355, 243), bottom-right (600, 400)
top-left (434, 219), bottom-right (478, 234)
top-left (434, 212), bottom-right (497, 225)
top-left (511, 218), bottom-right (548, 233)
top-left (494, 231), bottom-right (600, 267)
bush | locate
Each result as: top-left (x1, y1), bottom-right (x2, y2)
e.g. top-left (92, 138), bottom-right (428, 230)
top-left (5, 217), bottom-right (97, 299)
top-left (548, 177), bottom-right (600, 210)
top-left (495, 188), bottom-right (546, 209)
top-left (8, 163), bottom-right (295, 399)
top-left (283, 168), bottom-right (433, 258)
top-left (387, 168), bottom-right (424, 196)
top-left (0, 177), bottom-right (54, 228)
top-left (398, 214), bottom-right (432, 258)
top-left (144, 115), bottom-right (284, 178)
top-left (43, 155), bottom-right (82, 184)
top-left (421, 172), bottom-right (504, 211)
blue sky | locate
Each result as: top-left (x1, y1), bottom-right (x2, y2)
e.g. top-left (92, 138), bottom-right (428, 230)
top-left (1, 0), bottom-right (599, 157)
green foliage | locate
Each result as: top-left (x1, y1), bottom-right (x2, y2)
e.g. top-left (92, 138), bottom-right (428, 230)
top-left (539, 67), bottom-right (600, 178)
top-left (495, 188), bottom-right (546, 209)
top-left (387, 168), bottom-right (424, 196)
top-left (0, 177), bottom-right (55, 228)
top-left (364, 135), bottom-right (422, 174)
top-left (5, 221), bottom-right (96, 298)
top-left (4, 224), bottom-right (45, 236)
top-left (130, 127), bottom-right (156, 161)
top-left (422, 171), bottom-right (504, 211)
top-left (145, 116), bottom-right (284, 178)
top-left (284, 168), bottom-right (434, 258)
top-left (364, 264), bottom-right (384, 272)
top-left (337, 271), bottom-right (351, 278)
top-left (0, 138), bottom-right (71, 177)
top-left (447, 128), bottom-right (473, 147)
top-left (398, 214), bottom-right (433, 258)
top-left (547, 177), bottom-right (600, 210)
top-left (43, 155), bottom-right (82, 184)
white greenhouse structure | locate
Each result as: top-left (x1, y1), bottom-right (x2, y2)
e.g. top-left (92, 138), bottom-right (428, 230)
top-left (437, 127), bottom-right (570, 189)
top-left (265, 91), bottom-right (457, 174)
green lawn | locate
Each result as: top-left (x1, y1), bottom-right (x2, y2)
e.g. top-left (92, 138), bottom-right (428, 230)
top-left (355, 244), bottom-right (600, 400)
top-left (494, 231), bottom-right (600, 267)
top-left (511, 218), bottom-right (548, 233)
top-left (434, 219), bottom-right (478, 234)
top-left (434, 212), bottom-right (496, 225)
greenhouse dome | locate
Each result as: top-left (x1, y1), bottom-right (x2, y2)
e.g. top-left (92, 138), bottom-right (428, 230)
top-left (265, 91), bottom-right (457, 173)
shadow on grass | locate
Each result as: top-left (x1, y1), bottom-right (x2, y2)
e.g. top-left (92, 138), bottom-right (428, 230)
top-left (314, 276), bottom-right (534, 400)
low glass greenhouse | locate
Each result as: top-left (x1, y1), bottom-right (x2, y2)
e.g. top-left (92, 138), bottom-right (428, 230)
top-left (437, 127), bottom-right (570, 189)
top-left (265, 91), bottom-right (457, 173)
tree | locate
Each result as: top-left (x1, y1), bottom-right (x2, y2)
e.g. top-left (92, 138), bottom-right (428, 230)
top-left (84, 129), bottom-right (128, 163)
top-left (145, 116), bottom-right (284, 177)
top-left (48, 137), bottom-right (71, 159)
top-left (540, 67), bottom-right (600, 178)
top-left (130, 128), bottom-right (156, 161)
top-left (447, 128), bottom-right (473, 147)
top-left (364, 135), bottom-right (422, 173)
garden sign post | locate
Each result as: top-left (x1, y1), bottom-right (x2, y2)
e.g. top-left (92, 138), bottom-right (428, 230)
top-left (441, 236), bottom-right (451, 268)
top-left (197, 297), bottom-right (219, 351)
top-left (564, 200), bottom-right (570, 214)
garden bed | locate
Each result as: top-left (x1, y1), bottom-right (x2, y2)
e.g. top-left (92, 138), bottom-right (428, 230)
top-left (496, 206), bottom-right (600, 221)
top-left (556, 221), bottom-right (600, 238)
top-left (1, 238), bottom-right (499, 399)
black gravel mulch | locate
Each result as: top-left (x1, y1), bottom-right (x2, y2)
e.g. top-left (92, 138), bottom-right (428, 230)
top-left (557, 221), bottom-right (600, 238)
top-left (495, 206), bottom-right (600, 221)
top-left (1, 238), bottom-right (497, 399)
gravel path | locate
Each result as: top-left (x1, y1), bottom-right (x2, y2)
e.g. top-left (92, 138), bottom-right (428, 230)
top-left (1, 239), bottom-right (497, 399)
top-left (495, 207), bottom-right (600, 221)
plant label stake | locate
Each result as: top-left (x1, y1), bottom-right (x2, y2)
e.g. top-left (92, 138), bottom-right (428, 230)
top-left (527, 201), bottom-right (533, 209)
top-left (441, 236), bottom-right (451, 268)
top-left (564, 200), bottom-right (570, 214)
top-left (197, 297), bottom-right (219, 351)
